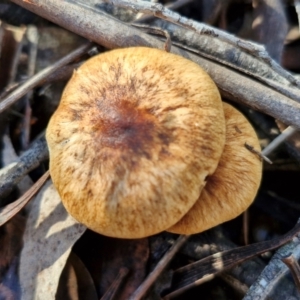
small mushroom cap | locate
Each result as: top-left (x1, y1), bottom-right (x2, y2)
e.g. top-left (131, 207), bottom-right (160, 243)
top-left (168, 102), bottom-right (262, 235)
top-left (46, 47), bottom-right (225, 238)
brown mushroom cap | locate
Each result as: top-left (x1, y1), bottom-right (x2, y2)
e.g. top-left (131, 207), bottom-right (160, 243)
top-left (168, 102), bottom-right (262, 235)
top-left (46, 47), bottom-right (225, 238)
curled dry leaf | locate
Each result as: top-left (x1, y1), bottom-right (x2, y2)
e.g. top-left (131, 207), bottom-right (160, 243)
top-left (98, 238), bottom-right (149, 299)
top-left (18, 180), bottom-right (86, 300)
top-left (0, 214), bottom-right (25, 278)
top-left (56, 252), bottom-right (98, 300)
top-left (74, 232), bottom-right (149, 300)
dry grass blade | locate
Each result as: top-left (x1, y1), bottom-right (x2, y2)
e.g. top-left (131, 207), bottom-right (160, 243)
top-left (244, 219), bottom-right (300, 300)
top-left (0, 170), bottom-right (49, 227)
top-left (164, 221), bottom-right (300, 299)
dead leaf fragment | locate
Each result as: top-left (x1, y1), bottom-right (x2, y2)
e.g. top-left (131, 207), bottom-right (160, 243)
top-left (56, 252), bottom-right (98, 300)
top-left (18, 180), bottom-right (86, 300)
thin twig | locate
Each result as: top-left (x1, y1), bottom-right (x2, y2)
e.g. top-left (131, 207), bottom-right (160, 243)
top-left (129, 235), bottom-right (189, 300)
top-left (282, 255), bottom-right (300, 294)
top-left (134, 0), bottom-right (193, 22)
top-left (0, 42), bottom-right (94, 114)
top-left (243, 210), bottom-right (249, 246)
top-left (0, 135), bottom-right (48, 201)
top-left (9, 0), bottom-right (300, 130)
top-left (105, 0), bottom-right (300, 88)
top-left (131, 24), bottom-right (171, 51)
top-left (0, 82), bottom-right (22, 99)
top-left (147, 21), bottom-right (300, 102)
top-left (219, 273), bottom-right (249, 296)
top-left (0, 171), bottom-right (50, 227)
top-left (21, 25), bottom-right (39, 150)
top-left (100, 267), bottom-right (129, 300)
top-left (262, 126), bottom-right (298, 156)
top-left (245, 143), bottom-right (273, 164)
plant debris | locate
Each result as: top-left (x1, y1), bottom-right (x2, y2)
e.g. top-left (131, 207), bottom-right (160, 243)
top-left (1, 1), bottom-right (300, 299)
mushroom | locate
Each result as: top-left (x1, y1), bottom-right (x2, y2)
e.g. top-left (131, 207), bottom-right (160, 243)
top-left (168, 102), bottom-right (262, 235)
top-left (46, 47), bottom-right (226, 239)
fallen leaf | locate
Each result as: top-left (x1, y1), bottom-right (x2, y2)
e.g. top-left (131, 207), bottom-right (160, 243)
top-left (56, 252), bottom-right (98, 300)
top-left (18, 180), bottom-right (86, 300)
top-left (0, 214), bottom-right (25, 277)
top-left (74, 232), bottom-right (149, 300)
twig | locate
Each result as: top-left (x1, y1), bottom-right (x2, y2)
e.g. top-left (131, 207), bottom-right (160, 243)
top-left (9, 0), bottom-right (300, 130)
top-left (40, 62), bottom-right (82, 86)
top-left (0, 82), bottom-right (21, 99)
top-left (282, 255), bottom-right (300, 294)
top-left (0, 20), bottom-right (3, 51)
top-left (105, 0), bottom-right (300, 88)
top-left (243, 210), bottom-right (249, 246)
top-left (129, 235), bottom-right (189, 300)
top-left (262, 126), bottom-right (298, 156)
top-left (0, 135), bottom-right (48, 201)
top-left (100, 267), bottom-right (129, 300)
top-left (147, 20), bottom-right (300, 102)
top-left (2, 133), bottom-right (33, 194)
top-left (219, 273), bottom-right (249, 296)
top-left (21, 25), bottom-right (39, 150)
top-left (134, 0), bottom-right (193, 22)
top-left (245, 143), bottom-right (273, 164)
top-left (131, 24), bottom-right (171, 51)
top-left (0, 42), bottom-right (94, 114)
top-left (0, 171), bottom-right (50, 227)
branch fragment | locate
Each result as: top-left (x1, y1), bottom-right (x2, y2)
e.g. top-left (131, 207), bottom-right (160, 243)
top-left (282, 255), bottom-right (300, 294)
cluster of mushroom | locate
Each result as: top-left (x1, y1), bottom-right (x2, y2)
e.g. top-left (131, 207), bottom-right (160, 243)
top-left (46, 47), bottom-right (262, 239)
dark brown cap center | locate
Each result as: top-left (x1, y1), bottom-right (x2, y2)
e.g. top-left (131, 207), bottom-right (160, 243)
top-left (93, 101), bottom-right (157, 159)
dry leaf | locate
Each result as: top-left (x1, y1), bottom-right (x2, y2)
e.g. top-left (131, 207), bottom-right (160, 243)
top-left (56, 252), bottom-right (98, 300)
top-left (0, 214), bottom-right (25, 277)
top-left (18, 180), bottom-right (86, 300)
top-left (74, 232), bottom-right (149, 300)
